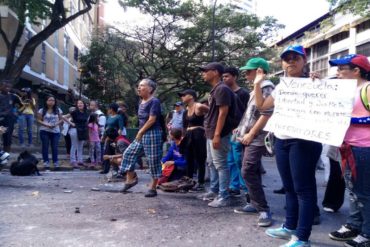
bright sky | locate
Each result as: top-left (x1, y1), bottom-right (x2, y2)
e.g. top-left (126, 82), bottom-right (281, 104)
top-left (104, 0), bottom-right (331, 39)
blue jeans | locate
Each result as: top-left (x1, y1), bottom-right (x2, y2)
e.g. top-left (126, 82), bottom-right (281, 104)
top-left (40, 130), bottom-right (60, 164)
top-left (207, 135), bottom-right (231, 199)
top-left (275, 138), bottom-right (322, 241)
top-left (345, 146), bottom-right (370, 236)
top-left (227, 140), bottom-right (247, 192)
top-left (18, 114), bottom-right (34, 145)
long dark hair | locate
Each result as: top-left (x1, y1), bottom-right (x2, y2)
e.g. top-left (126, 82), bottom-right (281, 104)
top-left (75, 99), bottom-right (87, 113)
top-left (88, 113), bottom-right (98, 125)
top-left (42, 95), bottom-right (58, 117)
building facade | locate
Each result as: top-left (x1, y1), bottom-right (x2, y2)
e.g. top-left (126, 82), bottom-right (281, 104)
top-left (272, 12), bottom-right (370, 78)
top-left (0, 1), bottom-right (104, 107)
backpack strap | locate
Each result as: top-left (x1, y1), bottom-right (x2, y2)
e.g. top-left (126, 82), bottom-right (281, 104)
top-left (360, 83), bottom-right (370, 111)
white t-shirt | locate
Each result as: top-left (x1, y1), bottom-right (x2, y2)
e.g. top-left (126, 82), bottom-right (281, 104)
top-left (38, 108), bottom-right (63, 133)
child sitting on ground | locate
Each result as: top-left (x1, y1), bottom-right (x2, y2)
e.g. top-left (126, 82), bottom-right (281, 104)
top-left (158, 128), bottom-right (187, 185)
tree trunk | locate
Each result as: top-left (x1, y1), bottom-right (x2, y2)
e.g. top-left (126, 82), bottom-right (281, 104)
top-left (0, 1), bottom-right (92, 83)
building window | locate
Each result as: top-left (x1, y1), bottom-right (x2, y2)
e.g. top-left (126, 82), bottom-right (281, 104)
top-left (64, 34), bottom-right (70, 58)
top-left (74, 46), bottom-right (79, 62)
top-left (313, 41), bottom-right (329, 58)
top-left (54, 31), bottom-right (59, 49)
top-left (331, 31), bottom-right (349, 44)
top-left (356, 42), bottom-right (370, 57)
top-left (24, 29), bottom-right (32, 41)
top-left (330, 50), bottom-right (349, 59)
top-left (305, 47), bottom-right (311, 61)
top-left (312, 57), bottom-right (328, 77)
top-left (54, 54), bottom-right (59, 81)
top-left (356, 20), bottom-right (370, 33)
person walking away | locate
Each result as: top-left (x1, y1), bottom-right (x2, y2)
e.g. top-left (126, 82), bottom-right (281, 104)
top-left (232, 58), bottom-right (274, 227)
top-left (88, 113), bottom-right (101, 169)
top-left (327, 54), bottom-right (370, 247)
top-left (37, 95), bottom-right (63, 170)
top-left (178, 89), bottom-right (209, 191)
top-left (120, 78), bottom-right (164, 197)
top-left (197, 62), bottom-right (237, 208)
top-left (222, 66), bottom-right (250, 197)
top-left (17, 88), bottom-right (36, 147)
top-left (255, 45), bottom-right (323, 247)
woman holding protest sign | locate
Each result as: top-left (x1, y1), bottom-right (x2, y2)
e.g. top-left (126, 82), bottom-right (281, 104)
top-left (327, 54), bottom-right (370, 247)
top-left (254, 45), bottom-right (322, 247)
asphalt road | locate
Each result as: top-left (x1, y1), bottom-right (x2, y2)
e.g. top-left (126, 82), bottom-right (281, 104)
top-left (0, 157), bottom-right (347, 247)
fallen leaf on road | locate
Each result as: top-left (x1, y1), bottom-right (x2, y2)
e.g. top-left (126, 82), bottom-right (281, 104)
top-left (147, 208), bottom-right (156, 214)
top-left (31, 191), bottom-right (39, 197)
top-left (63, 190), bottom-right (73, 193)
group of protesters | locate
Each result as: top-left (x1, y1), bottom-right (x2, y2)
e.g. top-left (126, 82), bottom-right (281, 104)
top-left (114, 45), bottom-right (369, 247)
top-left (0, 44), bottom-right (369, 247)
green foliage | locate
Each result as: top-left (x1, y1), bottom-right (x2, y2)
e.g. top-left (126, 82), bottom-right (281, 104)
top-left (80, 0), bottom-right (283, 114)
top-left (328, 0), bottom-right (370, 17)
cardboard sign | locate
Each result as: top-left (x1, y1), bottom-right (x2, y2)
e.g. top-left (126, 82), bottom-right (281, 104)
top-left (264, 77), bottom-right (357, 146)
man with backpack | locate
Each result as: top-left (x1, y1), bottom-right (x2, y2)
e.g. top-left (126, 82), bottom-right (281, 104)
top-left (197, 62), bottom-right (237, 208)
top-left (233, 57), bottom-right (274, 227)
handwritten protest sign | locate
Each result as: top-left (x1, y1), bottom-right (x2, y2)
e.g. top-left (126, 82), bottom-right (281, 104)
top-left (264, 77), bottom-right (357, 146)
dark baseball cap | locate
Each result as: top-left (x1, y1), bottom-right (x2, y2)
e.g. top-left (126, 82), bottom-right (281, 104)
top-left (199, 62), bottom-right (224, 74)
top-left (178, 89), bottom-right (197, 99)
top-left (174, 101), bottom-right (183, 106)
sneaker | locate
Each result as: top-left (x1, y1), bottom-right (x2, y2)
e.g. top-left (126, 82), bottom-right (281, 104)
top-left (208, 196), bottom-right (230, 208)
top-left (258, 211), bottom-right (273, 227)
top-left (189, 182), bottom-right (205, 192)
top-left (273, 187), bottom-right (285, 194)
top-left (144, 189), bottom-right (157, 197)
top-left (329, 225), bottom-right (360, 241)
top-left (0, 151), bottom-right (10, 161)
top-left (197, 191), bottom-right (218, 201)
top-left (323, 207), bottom-right (335, 213)
top-left (280, 235), bottom-right (311, 247)
top-left (234, 204), bottom-right (258, 214)
top-left (344, 234), bottom-right (370, 247)
top-left (43, 161), bottom-right (50, 170)
top-left (266, 225), bottom-right (296, 240)
top-left (229, 189), bottom-right (241, 197)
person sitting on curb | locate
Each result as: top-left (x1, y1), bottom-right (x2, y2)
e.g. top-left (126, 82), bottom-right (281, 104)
top-left (102, 128), bottom-right (130, 176)
top-left (158, 128), bottom-right (187, 185)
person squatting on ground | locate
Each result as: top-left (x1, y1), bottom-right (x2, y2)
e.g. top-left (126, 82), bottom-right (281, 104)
top-left (37, 95), bottom-right (63, 170)
top-left (179, 89), bottom-right (209, 191)
top-left (197, 62), bottom-right (237, 208)
top-left (66, 100), bottom-right (89, 168)
top-left (120, 78), bottom-right (163, 197)
top-left (327, 54), bottom-right (370, 247)
top-left (255, 45), bottom-right (323, 247)
top-left (232, 57), bottom-right (274, 227)
top-left (17, 87), bottom-right (36, 147)
top-left (222, 67), bottom-right (250, 198)
top-left (102, 128), bottom-right (130, 177)
top-left (158, 128), bottom-right (187, 185)
top-left (88, 113), bottom-right (101, 168)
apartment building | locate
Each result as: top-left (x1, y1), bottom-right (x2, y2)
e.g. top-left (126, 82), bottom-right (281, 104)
top-left (0, 0), bottom-right (104, 107)
top-left (272, 12), bottom-right (370, 78)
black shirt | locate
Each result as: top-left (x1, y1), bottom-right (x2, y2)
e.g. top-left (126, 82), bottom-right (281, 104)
top-left (204, 82), bottom-right (236, 139)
